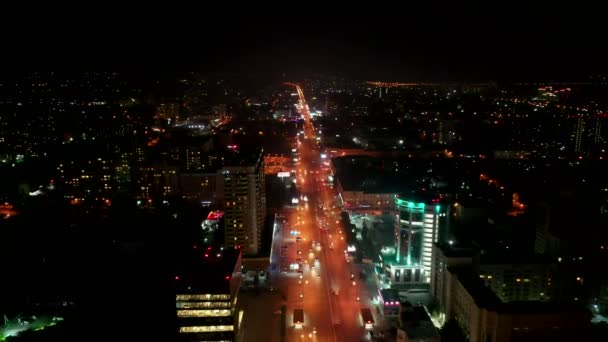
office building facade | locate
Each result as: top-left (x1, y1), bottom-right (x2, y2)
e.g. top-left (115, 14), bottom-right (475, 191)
top-left (175, 249), bottom-right (242, 342)
top-left (431, 243), bottom-right (478, 318)
top-left (479, 261), bottom-right (556, 303)
top-left (222, 151), bottom-right (266, 255)
top-left (393, 195), bottom-right (444, 284)
top-left (440, 268), bottom-right (589, 342)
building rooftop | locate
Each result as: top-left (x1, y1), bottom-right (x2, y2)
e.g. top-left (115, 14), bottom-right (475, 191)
top-left (336, 171), bottom-right (410, 194)
top-left (333, 156), bottom-right (412, 193)
top-left (455, 196), bottom-right (489, 208)
top-left (451, 269), bottom-right (501, 310)
top-left (395, 191), bottom-right (444, 207)
top-left (435, 242), bottom-right (478, 258)
top-left (175, 247), bottom-right (241, 294)
top-left (497, 301), bottom-right (591, 315)
top-left (453, 268), bottom-right (590, 316)
top-left (480, 253), bottom-right (556, 265)
top-left (222, 146), bottom-right (263, 169)
top-left (380, 288), bottom-right (400, 303)
top-left (400, 306), bottom-right (440, 340)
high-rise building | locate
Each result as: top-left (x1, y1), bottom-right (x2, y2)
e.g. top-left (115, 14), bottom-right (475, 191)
top-left (431, 243), bottom-right (590, 341)
top-left (443, 269), bottom-right (590, 342)
top-left (175, 248), bottom-right (242, 342)
top-left (567, 114), bottom-right (608, 155)
top-left (221, 149), bottom-right (266, 255)
top-left (437, 120), bottom-right (458, 146)
top-left (185, 147), bottom-right (202, 171)
top-left (135, 163), bottom-right (179, 200)
top-left (114, 151), bottom-right (132, 190)
top-left (533, 201), bottom-right (560, 257)
top-left (431, 242), bottom-right (478, 316)
top-left (382, 195), bottom-right (445, 286)
top-left (479, 258), bottom-right (557, 303)
top-left (572, 117), bottom-right (585, 153)
top-left (56, 156), bottom-right (115, 204)
top-left (179, 172), bottom-right (223, 205)
top-left (593, 117), bottom-right (602, 144)
top-left (590, 115), bottom-right (608, 154)
top-left (135, 146), bottom-right (146, 164)
top-left (395, 196), bottom-right (445, 282)
top-left (158, 101), bottom-right (181, 121)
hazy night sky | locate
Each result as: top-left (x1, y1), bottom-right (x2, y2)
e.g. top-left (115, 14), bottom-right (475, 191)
top-left (216, 12), bottom-right (607, 81)
top-left (8, 6), bottom-right (606, 81)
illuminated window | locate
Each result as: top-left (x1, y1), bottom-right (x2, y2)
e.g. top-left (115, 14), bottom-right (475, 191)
top-left (179, 325), bottom-right (234, 333)
top-left (177, 309), bottom-right (231, 317)
top-left (176, 294), bottom-right (230, 301)
top-left (176, 301), bottom-right (231, 309)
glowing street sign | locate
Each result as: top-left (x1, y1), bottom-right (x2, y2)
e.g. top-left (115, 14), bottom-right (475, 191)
top-left (207, 210), bottom-right (224, 221)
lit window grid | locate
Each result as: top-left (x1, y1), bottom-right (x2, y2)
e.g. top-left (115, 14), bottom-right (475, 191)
top-left (179, 325), bottom-right (234, 333)
top-left (177, 309), bottom-right (231, 317)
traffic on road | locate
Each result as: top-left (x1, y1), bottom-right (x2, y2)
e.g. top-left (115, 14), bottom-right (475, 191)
top-left (267, 84), bottom-right (381, 341)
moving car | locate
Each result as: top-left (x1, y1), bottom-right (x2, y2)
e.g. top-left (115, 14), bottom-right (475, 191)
top-left (294, 308), bottom-right (304, 329)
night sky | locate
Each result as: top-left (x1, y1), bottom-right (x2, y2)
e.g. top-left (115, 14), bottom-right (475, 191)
top-left (8, 6), bottom-right (606, 81)
top-left (221, 10), bottom-right (607, 81)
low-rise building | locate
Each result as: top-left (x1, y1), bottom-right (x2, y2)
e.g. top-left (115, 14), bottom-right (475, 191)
top-left (380, 253), bottom-right (427, 287)
top-left (340, 189), bottom-right (396, 212)
top-left (263, 154), bottom-right (292, 175)
top-left (379, 288), bottom-right (402, 317)
top-left (398, 305), bottom-right (440, 342)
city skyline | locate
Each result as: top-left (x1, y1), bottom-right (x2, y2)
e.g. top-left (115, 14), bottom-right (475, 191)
top-left (2, 12), bottom-right (608, 339)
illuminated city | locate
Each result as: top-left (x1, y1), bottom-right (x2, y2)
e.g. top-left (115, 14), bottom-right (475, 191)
top-left (1, 11), bottom-right (608, 342)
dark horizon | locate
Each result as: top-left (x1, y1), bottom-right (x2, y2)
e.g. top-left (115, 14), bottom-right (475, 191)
top-left (5, 7), bottom-right (606, 82)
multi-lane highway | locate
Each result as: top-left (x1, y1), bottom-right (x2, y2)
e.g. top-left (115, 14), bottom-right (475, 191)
top-left (268, 83), bottom-right (380, 341)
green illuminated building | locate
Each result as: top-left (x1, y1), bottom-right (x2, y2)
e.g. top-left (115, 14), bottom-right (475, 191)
top-left (392, 195), bottom-right (444, 284)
